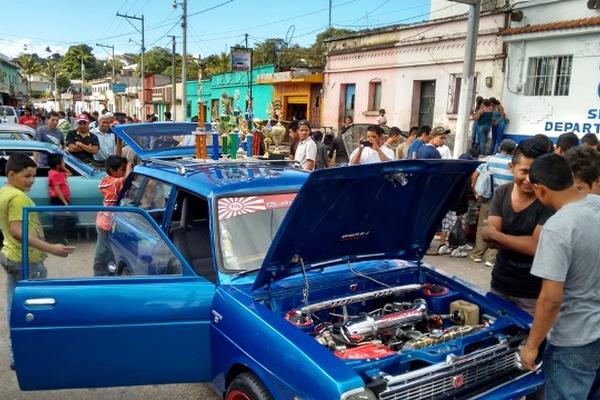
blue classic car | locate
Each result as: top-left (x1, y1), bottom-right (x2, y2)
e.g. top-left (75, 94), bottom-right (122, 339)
top-left (9, 123), bottom-right (544, 400)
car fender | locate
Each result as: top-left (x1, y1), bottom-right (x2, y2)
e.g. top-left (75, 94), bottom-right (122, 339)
top-left (211, 285), bottom-right (364, 399)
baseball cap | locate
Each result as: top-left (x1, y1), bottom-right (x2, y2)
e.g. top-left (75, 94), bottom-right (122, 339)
top-left (432, 126), bottom-right (450, 136)
top-left (76, 113), bottom-right (90, 123)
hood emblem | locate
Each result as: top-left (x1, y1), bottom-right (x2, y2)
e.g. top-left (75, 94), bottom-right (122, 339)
top-left (452, 374), bottom-right (465, 389)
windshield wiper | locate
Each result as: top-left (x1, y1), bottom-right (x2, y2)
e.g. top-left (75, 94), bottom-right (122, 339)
top-left (231, 267), bottom-right (261, 279)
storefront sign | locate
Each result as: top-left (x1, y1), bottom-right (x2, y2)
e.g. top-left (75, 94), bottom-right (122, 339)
top-left (544, 108), bottom-right (600, 134)
top-left (112, 83), bottom-right (127, 93)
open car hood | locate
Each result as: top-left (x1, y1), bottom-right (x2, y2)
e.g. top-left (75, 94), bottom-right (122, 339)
top-left (111, 122), bottom-right (200, 160)
top-left (253, 160), bottom-right (479, 290)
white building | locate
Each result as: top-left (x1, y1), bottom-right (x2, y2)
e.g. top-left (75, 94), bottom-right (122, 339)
top-left (499, 0), bottom-right (600, 140)
top-left (323, 1), bottom-right (509, 133)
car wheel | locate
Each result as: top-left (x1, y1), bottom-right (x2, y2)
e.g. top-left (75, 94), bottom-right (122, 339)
top-left (226, 372), bottom-right (274, 400)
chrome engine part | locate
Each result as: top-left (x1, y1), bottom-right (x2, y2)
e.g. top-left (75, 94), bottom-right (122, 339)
top-left (341, 299), bottom-right (428, 344)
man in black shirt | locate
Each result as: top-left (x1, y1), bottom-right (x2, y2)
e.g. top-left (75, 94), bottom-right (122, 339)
top-left (66, 113), bottom-right (99, 164)
top-left (482, 139), bottom-right (554, 315)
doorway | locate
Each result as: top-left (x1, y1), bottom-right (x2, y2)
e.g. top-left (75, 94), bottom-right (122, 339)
top-left (344, 84), bottom-right (355, 121)
top-left (418, 80), bottom-right (436, 128)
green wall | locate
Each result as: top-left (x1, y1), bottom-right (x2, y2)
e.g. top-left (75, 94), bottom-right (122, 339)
top-left (185, 64), bottom-right (274, 122)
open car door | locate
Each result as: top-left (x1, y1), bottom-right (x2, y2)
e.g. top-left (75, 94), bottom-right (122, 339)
top-left (10, 206), bottom-right (215, 390)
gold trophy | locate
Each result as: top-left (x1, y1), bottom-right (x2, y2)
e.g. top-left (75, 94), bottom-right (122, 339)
top-left (271, 119), bottom-right (285, 155)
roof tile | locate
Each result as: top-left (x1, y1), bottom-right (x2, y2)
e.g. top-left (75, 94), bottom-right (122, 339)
top-left (499, 16), bottom-right (600, 36)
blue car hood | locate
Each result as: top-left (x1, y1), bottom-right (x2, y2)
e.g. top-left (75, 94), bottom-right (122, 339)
top-left (111, 122), bottom-right (200, 160)
top-left (253, 160), bottom-right (479, 290)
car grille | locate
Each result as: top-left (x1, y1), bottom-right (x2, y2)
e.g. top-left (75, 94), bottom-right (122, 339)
top-left (379, 343), bottom-right (522, 400)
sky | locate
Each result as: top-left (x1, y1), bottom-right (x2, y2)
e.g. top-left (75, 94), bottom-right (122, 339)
top-left (0, 0), bottom-right (442, 61)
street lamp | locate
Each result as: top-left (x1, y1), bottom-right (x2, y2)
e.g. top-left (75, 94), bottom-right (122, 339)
top-left (450, 0), bottom-right (481, 158)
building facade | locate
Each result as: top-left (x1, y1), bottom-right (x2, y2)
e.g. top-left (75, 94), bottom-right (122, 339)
top-left (322, 9), bottom-right (508, 132)
top-left (0, 53), bottom-right (25, 106)
top-left (186, 64), bottom-right (275, 122)
top-left (500, 0), bottom-right (600, 140)
top-left (256, 69), bottom-right (324, 126)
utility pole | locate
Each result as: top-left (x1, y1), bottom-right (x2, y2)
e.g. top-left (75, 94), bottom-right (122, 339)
top-left (96, 43), bottom-right (115, 83)
top-left (168, 35), bottom-right (178, 120)
top-left (328, 0), bottom-right (332, 28)
top-left (81, 58), bottom-right (85, 111)
top-left (244, 33), bottom-right (253, 114)
top-left (451, 0), bottom-right (481, 158)
top-left (117, 12), bottom-right (145, 118)
top-left (174, 0), bottom-right (188, 120)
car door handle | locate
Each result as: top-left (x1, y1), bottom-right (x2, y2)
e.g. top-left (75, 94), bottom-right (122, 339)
top-left (25, 298), bottom-right (56, 306)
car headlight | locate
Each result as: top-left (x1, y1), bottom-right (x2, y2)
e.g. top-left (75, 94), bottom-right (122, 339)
top-left (341, 388), bottom-right (378, 400)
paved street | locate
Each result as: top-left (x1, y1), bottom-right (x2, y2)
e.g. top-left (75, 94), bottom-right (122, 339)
top-left (0, 252), bottom-right (491, 399)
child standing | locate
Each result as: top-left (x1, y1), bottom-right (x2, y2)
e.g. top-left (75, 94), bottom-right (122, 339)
top-left (0, 153), bottom-right (74, 368)
top-left (93, 156), bottom-right (132, 276)
top-left (47, 153), bottom-right (77, 243)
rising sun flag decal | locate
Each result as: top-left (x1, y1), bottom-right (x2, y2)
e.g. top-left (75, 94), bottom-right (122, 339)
top-left (218, 193), bottom-right (297, 220)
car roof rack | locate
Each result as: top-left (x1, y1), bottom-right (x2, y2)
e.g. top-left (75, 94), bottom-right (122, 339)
top-left (143, 157), bottom-right (302, 175)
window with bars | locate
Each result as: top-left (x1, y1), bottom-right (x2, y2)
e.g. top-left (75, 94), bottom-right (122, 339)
top-left (525, 55), bottom-right (573, 96)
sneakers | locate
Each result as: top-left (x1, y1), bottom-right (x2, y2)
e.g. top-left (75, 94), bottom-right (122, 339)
top-left (485, 261), bottom-right (495, 268)
top-left (451, 248), bottom-right (469, 258)
top-left (438, 245), bottom-right (452, 255)
top-left (470, 256), bottom-right (483, 263)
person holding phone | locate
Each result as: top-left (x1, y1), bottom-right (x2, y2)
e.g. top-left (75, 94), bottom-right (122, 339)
top-left (349, 125), bottom-right (394, 165)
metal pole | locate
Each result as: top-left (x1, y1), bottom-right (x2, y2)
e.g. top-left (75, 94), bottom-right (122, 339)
top-left (169, 35), bottom-right (177, 120)
top-left (452, 0), bottom-right (481, 158)
top-left (116, 12), bottom-right (145, 118)
top-left (328, 0), bottom-right (332, 28)
top-left (141, 15), bottom-right (145, 119)
top-left (245, 33), bottom-right (252, 112)
top-left (111, 44), bottom-right (115, 83)
top-left (181, 0), bottom-right (188, 121)
top-left (81, 58), bottom-right (84, 111)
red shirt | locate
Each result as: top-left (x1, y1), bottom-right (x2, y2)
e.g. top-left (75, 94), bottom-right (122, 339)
top-left (48, 170), bottom-right (70, 201)
top-left (19, 115), bottom-right (38, 129)
top-left (96, 175), bottom-right (125, 231)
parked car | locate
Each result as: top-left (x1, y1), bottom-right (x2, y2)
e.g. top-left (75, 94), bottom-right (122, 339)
top-left (0, 123), bottom-right (35, 140)
top-left (0, 140), bottom-right (105, 206)
top-left (9, 123), bottom-right (544, 400)
top-left (0, 105), bottom-right (18, 124)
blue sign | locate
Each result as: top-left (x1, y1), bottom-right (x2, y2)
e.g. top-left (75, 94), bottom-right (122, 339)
top-left (112, 83), bottom-right (127, 93)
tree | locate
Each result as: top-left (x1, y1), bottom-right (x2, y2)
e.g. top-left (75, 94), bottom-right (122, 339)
top-left (43, 59), bottom-right (61, 98)
top-left (61, 44), bottom-right (103, 80)
top-left (55, 74), bottom-right (71, 94)
top-left (16, 54), bottom-right (43, 101)
top-left (121, 53), bottom-right (140, 65)
top-left (141, 47), bottom-right (172, 75)
top-left (162, 55), bottom-right (200, 80)
top-left (306, 27), bottom-right (354, 69)
top-left (253, 38), bottom-right (286, 67)
top-left (203, 52), bottom-right (230, 77)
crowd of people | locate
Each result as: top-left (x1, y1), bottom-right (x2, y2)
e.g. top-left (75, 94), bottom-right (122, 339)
top-left (4, 102), bottom-right (600, 397)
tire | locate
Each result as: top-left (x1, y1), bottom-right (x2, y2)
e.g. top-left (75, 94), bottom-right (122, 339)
top-left (225, 372), bottom-right (274, 400)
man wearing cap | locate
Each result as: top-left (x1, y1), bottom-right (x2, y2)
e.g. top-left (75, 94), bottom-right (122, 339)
top-left (92, 112), bottom-right (116, 167)
top-left (66, 113), bottom-right (99, 165)
top-left (437, 128), bottom-right (453, 159)
top-left (415, 126), bottom-right (448, 159)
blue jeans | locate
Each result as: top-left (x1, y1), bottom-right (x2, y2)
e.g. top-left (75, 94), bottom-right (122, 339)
top-left (471, 120), bottom-right (478, 146)
top-left (544, 337), bottom-right (600, 400)
top-left (476, 124), bottom-right (491, 155)
top-left (93, 227), bottom-right (115, 276)
top-left (491, 120), bottom-right (506, 154)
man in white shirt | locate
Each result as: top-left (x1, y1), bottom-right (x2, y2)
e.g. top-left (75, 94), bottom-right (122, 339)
top-left (92, 112), bottom-right (116, 167)
top-left (437, 128), bottom-right (453, 159)
top-left (294, 120), bottom-right (317, 171)
top-left (350, 125), bottom-right (394, 165)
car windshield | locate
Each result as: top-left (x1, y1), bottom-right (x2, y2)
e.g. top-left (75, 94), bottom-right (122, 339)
top-left (132, 131), bottom-right (196, 151)
top-left (217, 193), bottom-right (297, 272)
top-left (0, 106), bottom-right (15, 115)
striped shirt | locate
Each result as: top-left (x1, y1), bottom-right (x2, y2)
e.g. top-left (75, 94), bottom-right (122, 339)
top-left (477, 153), bottom-right (513, 189)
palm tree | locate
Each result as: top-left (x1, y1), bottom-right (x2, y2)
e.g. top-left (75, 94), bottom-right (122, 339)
top-left (204, 52), bottom-right (230, 77)
top-left (43, 59), bottom-right (60, 100)
top-left (17, 54), bottom-right (43, 102)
